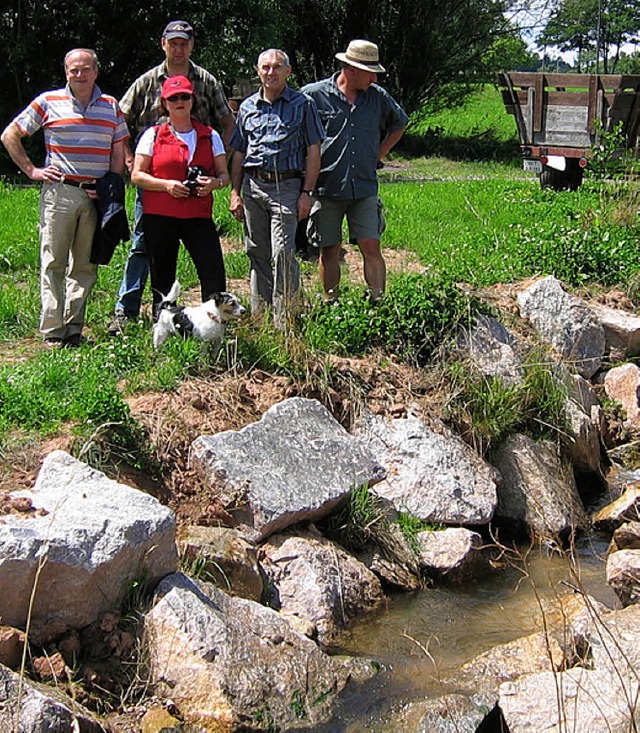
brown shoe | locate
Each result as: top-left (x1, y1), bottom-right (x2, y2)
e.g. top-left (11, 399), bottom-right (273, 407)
top-left (63, 333), bottom-right (83, 348)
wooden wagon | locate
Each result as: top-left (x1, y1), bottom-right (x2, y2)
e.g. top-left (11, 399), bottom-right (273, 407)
top-left (497, 72), bottom-right (640, 189)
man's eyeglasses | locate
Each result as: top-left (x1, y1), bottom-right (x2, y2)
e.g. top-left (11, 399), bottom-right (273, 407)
top-left (166, 94), bottom-right (192, 102)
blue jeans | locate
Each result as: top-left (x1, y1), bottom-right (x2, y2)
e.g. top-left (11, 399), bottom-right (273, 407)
top-left (114, 188), bottom-right (148, 317)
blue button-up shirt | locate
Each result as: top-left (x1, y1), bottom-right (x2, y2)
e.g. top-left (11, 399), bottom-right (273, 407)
top-left (302, 74), bottom-right (408, 199)
top-left (230, 85), bottom-right (324, 173)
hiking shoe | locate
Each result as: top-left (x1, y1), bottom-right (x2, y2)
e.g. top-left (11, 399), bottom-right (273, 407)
top-left (43, 337), bottom-right (64, 349)
top-left (323, 288), bottom-right (339, 304)
top-left (108, 313), bottom-right (129, 335)
top-left (63, 333), bottom-right (83, 348)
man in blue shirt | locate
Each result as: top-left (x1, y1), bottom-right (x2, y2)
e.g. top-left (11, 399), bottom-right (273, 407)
top-left (303, 40), bottom-right (408, 302)
top-left (230, 49), bottom-right (324, 321)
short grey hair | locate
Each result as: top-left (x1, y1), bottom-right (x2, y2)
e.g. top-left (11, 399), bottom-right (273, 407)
top-left (64, 48), bottom-right (99, 70)
top-left (257, 48), bottom-right (290, 68)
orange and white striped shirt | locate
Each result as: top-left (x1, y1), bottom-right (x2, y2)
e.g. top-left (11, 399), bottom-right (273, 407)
top-left (13, 84), bottom-right (129, 181)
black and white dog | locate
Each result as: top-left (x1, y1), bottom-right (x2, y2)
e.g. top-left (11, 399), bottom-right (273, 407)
top-left (153, 281), bottom-right (246, 349)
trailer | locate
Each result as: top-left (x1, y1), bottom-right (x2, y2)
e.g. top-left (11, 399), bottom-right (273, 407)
top-left (497, 72), bottom-right (640, 190)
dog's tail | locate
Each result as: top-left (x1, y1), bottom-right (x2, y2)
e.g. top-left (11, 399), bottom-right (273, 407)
top-left (161, 281), bottom-right (181, 306)
top-left (153, 310), bottom-right (175, 349)
top-left (152, 281), bottom-right (181, 349)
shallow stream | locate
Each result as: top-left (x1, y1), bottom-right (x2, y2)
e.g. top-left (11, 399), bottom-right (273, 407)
top-left (318, 533), bottom-right (619, 732)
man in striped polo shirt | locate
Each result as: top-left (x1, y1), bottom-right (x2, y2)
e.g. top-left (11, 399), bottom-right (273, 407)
top-left (1, 48), bottom-right (129, 348)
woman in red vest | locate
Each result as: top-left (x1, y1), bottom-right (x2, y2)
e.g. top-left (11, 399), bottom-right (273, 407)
top-left (131, 75), bottom-right (229, 317)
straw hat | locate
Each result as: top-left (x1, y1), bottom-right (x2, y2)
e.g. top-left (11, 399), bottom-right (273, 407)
top-left (336, 39), bottom-right (385, 73)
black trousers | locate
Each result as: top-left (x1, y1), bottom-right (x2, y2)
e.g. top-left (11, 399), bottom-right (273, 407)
top-left (143, 214), bottom-right (226, 313)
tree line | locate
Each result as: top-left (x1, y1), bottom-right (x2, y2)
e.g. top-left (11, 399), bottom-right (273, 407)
top-left (1, 0), bottom-right (527, 174)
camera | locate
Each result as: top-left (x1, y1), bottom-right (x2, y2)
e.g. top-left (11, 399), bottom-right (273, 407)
top-left (183, 165), bottom-right (207, 195)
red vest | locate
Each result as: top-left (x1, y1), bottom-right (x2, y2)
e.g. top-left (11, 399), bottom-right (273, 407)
top-left (143, 120), bottom-right (216, 219)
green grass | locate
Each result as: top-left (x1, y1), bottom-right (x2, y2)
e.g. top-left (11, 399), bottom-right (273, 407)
top-left (382, 179), bottom-right (640, 287)
top-left (1, 152), bottom-right (639, 452)
top-left (409, 84), bottom-right (518, 143)
top-left (402, 85), bottom-right (521, 162)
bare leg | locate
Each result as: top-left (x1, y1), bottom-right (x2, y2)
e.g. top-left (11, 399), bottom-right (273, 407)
top-left (358, 238), bottom-right (386, 300)
top-left (319, 243), bottom-right (342, 300)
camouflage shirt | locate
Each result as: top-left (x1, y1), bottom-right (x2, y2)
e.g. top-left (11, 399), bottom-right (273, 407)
top-left (120, 60), bottom-right (232, 142)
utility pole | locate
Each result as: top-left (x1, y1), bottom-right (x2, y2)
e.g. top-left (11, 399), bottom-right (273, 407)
top-left (595, 0), bottom-right (602, 73)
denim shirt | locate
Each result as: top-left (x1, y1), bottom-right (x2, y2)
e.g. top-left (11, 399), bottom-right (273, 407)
top-left (230, 85), bottom-right (324, 173)
top-left (302, 74), bottom-right (408, 199)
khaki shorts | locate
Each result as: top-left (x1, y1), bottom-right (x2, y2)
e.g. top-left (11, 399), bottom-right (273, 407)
top-left (308, 196), bottom-right (386, 248)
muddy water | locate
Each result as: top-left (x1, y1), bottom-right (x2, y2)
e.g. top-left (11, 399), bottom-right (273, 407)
top-left (319, 534), bottom-right (619, 732)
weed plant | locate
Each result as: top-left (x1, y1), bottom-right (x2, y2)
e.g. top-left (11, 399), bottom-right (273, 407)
top-left (320, 484), bottom-right (388, 551)
top-left (302, 273), bottom-right (471, 365)
top-left (443, 351), bottom-right (569, 454)
top-left (396, 512), bottom-right (444, 556)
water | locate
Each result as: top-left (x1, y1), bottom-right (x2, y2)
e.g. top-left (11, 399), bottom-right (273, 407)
top-left (317, 534), bottom-right (619, 731)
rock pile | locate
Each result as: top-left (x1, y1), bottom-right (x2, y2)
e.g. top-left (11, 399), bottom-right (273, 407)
top-left (2, 275), bottom-right (640, 731)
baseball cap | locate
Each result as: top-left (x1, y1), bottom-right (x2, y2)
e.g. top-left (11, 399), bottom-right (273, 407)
top-left (161, 75), bottom-right (194, 99)
top-left (163, 20), bottom-right (193, 41)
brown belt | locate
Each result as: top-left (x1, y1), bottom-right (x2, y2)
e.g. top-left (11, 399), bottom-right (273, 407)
top-left (247, 168), bottom-right (302, 184)
top-left (60, 177), bottom-right (96, 190)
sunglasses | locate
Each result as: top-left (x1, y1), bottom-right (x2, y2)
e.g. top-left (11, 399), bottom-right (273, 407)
top-left (166, 93), bottom-right (192, 102)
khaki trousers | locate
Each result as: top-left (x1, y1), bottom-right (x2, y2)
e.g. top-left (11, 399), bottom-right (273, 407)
top-left (39, 182), bottom-right (98, 339)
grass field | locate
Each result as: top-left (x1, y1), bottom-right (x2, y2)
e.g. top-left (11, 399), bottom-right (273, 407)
top-left (402, 84), bottom-right (521, 162)
top-left (1, 84), bottom-right (640, 445)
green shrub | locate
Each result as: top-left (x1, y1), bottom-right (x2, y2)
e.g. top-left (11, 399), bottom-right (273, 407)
top-left (302, 273), bottom-right (471, 365)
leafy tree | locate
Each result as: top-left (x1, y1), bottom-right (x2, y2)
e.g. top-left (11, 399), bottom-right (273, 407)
top-left (539, 0), bottom-right (640, 72)
top-left (1, 0), bottom-right (518, 172)
top-left (480, 27), bottom-right (540, 76)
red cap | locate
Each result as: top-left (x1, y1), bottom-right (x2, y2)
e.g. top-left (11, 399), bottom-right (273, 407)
top-left (161, 75), bottom-right (194, 99)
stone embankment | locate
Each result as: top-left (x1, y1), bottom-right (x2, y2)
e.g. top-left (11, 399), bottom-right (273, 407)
top-left (1, 275), bottom-right (640, 731)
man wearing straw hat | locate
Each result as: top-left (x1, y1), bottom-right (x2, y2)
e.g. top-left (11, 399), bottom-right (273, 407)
top-left (303, 40), bottom-right (408, 303)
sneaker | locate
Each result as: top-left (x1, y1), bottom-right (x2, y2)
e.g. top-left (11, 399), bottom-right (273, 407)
top-left (108, 313), bottom-right (129, 335)
top-left (43, 337), bottom-right (64, 349)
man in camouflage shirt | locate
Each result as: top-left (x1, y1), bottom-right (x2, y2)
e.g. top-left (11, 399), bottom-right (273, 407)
top-left (110, 19), bottom-right (234, 331)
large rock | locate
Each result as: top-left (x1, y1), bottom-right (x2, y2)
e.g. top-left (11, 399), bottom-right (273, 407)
top-left (144, 572), bottom-right (373, 731)
top-left (456, 630), bottom-right (564, 704)
top-left (258, 529), bottom-right (385, 646)
top-left (0, 451), bottom-right (176, 643)
top-left (606, 549), bottom-right (640, 606)
top-left (491, 434), bottom-right (588, 543)
top-left (603, 363), bottom-right (640, 427)
top-left (592, 483), bottom-right (640, 531)
top-left (517, 276), bottom-right (605, 378)
top-left (498, 667), bottom-right (637, 733)
top-left (179, 525), bottom-right (263, 602)
top-left (563, 374), bottom-right (605, 476)
top-left (355, 413), bottom-right (498, 525)
top-left (416, 527), bottom-right (486, 582)
top-left (610, 521), bottom-right (640, 552)
top-left (0, 662), bottom-right (104, 732)
top-left (591, 303), bottom-right (640, 359)
top-left (456, 314), bottom-right (524, 386)
top-left (191, 398), bottom-right (386, 541)
top-left (496, 604), bottom-right (640, 733)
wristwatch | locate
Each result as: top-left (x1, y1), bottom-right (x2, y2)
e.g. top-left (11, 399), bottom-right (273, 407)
top-left (301, 189), bottom-right (314, 197)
